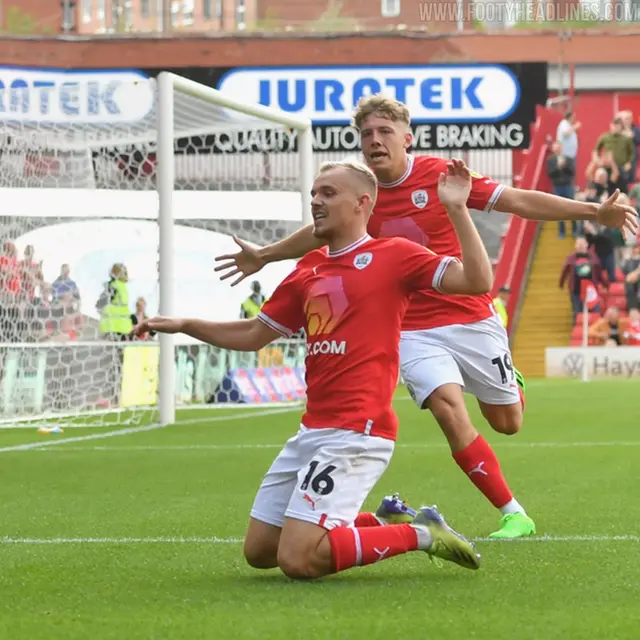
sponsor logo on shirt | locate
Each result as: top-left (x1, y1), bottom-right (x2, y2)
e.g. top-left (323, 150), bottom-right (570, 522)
top-left (306, 340), bottom-right (347, 356)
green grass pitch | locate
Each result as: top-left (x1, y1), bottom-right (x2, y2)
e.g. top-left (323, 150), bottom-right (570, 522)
top-left (0, 379), bottom-right (638, 639)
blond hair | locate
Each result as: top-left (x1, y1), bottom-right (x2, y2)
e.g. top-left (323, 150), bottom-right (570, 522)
top-left (351, 94), bottom-right (411, 130)
top-left (318, 160), bottom-right (378, 204)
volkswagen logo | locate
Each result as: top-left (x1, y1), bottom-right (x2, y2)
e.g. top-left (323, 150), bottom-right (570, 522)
top-left (562, 353), bottom-right (584, 377)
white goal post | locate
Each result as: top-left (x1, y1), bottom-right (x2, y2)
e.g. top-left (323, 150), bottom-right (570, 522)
top-left (155, 72), bottom-right (314, 426)
top-left (0, 71), bottom-right (314, 429)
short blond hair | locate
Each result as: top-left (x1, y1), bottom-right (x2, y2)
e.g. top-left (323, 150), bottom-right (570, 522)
top-left (352, 94), bottom-right (411, 130)
top-left (318, 160), bottom-right (378, 204)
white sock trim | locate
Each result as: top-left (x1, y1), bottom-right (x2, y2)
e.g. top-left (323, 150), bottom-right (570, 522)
top-left (499, 498), bottom-right (526, 517)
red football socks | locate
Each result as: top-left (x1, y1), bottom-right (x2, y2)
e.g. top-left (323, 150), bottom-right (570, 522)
top-left (328, 524), bottom-right (418, 572)
top-left (452, 434), bottom-right (513, 509)
top-left (353, 512), bottom-right (383, 527)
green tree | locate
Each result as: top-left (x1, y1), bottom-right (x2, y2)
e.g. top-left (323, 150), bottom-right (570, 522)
top-left (4, 6), bottom-right (38, 34)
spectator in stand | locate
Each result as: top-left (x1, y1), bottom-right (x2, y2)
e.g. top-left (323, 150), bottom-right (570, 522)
top-left (619, 110), bottom-right (640, 184)
top-left (559, 236), bottom-right (604, 321)
top-left (588, 306), bottom-right (628, 347)
top-left (623, 307), bottom-right (640, 344)
top-left (592, 165), bottom-right (618, 199)
top-left (0, 241), bottom-right (22, 343)
top-left (621, 242), bottom-right (640, 311)
top-left (130, 296), bottom-right (155, 341)
top-left (556, 111), bottom-right (580, 161)
top-left (51, 263), bottom-right (80, 303)
top-left (547, 140), bottom-right (577, 237)
top-left (18, 244), bottom-right (42, 303)
top-left (583, 220), bottom-right (617, 284)
top-left (0, 240), bottom-right (21, 300)
top-left (593, 117), bottom-right (635, 194)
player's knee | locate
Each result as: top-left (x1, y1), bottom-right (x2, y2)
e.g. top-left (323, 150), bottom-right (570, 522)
top-left (243, 539), bottom-right (279, 569)
top-left (244, 548), bottom-right (278, 570)
top-left (277, 548), bottom-right (322, 580)
top-left (481, 403), bottom-right (522, 436)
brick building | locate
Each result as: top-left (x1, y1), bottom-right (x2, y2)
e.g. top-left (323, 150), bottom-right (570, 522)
top-left (1, 0), bottom-right (635, 36)
top-left (257, 0), bottom-right (468, 31)
top-left (2, 0), bottom-right (257, 35)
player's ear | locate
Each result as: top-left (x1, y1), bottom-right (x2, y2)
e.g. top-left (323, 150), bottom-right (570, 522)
top-left (403, 130), bottom-right (413, 151)
top-left (357, 192), bottom-right (372, 211)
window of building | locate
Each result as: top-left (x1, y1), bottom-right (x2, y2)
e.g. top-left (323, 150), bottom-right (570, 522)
top-left (171, 0), bottom-right (179, 26)
top-left (62, 1), bottom-right (76, 31)
top-left (183, 0), bottom-right (195, 24)
top-left (123, 0), bottom-right (133, 29)
top-left (236, 0), bottom-right (245, 29)
top-left (141, 0), bottom-right (150, 18)
top-left (82, 0), bottom-right (92, 23)
top-left (381, 0), bottom-right (400, 18)
top-left (97, 0), bottom-right (105, 22)
top-left (203, 0), bottom-right (213, 19)
top-left (216, 0), bottom-right (223, 18)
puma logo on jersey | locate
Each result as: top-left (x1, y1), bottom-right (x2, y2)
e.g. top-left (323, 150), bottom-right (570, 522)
top-left (411, 190), bottom-right (428, 209)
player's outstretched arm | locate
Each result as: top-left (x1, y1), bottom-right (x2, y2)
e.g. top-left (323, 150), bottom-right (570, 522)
top-left (132, 317), bottom-right (280, 352)
top-left (438, 160), bottom-right (493, 295)
top-left (494, 186), bottom-right (638, 238)
top-left (214, 225), bottom-right (325, 287)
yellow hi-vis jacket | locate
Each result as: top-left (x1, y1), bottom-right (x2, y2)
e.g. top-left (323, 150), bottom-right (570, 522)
top-left (99, 279), bottom-right (133, 335)
top-left (493, 297), bottom-right (508, 328)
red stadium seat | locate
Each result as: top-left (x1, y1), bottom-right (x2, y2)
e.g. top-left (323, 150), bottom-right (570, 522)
top-left (571, 325), bottom-right (585, 339)
top-left (606, 296), bottom-right (627, 311)
top-left (615, 267), bottom-right (625, 281)
top-left (574, 312), bottom-right (600, 326)
top-left (608, 282), bottom-right (625, 296)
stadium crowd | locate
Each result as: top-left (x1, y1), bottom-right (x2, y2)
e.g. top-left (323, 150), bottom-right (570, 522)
top-left (552, 109), bottom-right (640, 346)
top-left (0, 243), bottom-right (154, 344)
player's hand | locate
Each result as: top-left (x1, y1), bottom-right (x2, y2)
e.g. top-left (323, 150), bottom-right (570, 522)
top-left (214, 235), bottom-right (265, 287)
top-left (438, 159), bottom-right (472, 209)
top-left (596, 189), bottom-right (638, 239)
top-left (132, 316), bottom-right (184, 336)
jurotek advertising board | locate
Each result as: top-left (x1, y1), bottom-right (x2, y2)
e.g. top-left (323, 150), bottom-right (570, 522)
top-left (206, 63), bottom-right (547, 152)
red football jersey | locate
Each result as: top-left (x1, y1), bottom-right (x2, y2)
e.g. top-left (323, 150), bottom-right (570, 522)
top-left (258, 234), bottom-right (456, 441)
top-left (367, 154), bottom-right (504, 331)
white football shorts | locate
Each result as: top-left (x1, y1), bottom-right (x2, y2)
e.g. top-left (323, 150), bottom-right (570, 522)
top-left (250, 425), bottom-right (394, 530)
top-left (399, 315), bottom-right (520, 408)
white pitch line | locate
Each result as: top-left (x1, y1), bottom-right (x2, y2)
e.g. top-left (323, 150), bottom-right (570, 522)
top-left (23, 440), bottom-right (640, 453)
top-left (475, 535), bottom-right (640, 543)
top-left (0, 536), bottom-right (243, 545)
top-left (0, 405), bottom-right (302, 454)
top-left (0, 535), bottom-right (637, 545)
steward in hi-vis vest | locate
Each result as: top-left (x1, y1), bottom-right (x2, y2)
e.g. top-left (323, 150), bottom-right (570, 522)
top-left (240, 280), bottom-right (267, 319)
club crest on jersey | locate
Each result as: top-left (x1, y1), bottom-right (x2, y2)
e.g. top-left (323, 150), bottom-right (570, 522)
top-left (411, 190), bottom-right (428, 209)
top-left (353, 252), bottom-right (373, 270)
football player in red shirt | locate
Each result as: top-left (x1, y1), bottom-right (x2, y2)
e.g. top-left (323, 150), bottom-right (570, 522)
top-left (214, 94), bottom-right (638, 540)
top-left (134, 159), bottom-right (489, 579)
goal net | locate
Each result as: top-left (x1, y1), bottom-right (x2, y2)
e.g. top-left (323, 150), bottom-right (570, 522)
top-left (0, 73), bottom-right (313, 429)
